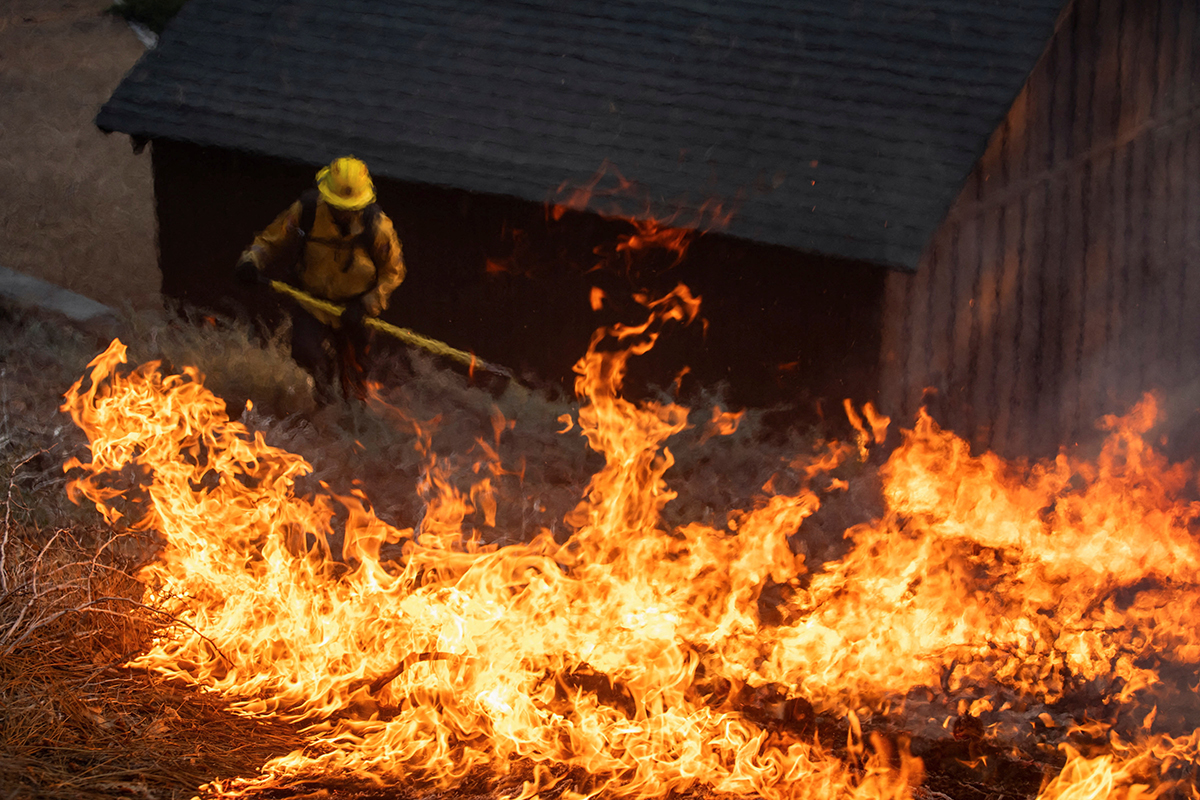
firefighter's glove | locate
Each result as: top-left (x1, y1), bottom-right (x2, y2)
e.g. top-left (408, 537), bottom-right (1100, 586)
top-left (341, 297), bottom-right (368, 329)
top-left (235, 257), bottom-right (262, 285)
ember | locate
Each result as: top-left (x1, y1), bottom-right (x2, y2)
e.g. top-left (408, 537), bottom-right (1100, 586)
top-left (59, 286), bottom-right (1200, 799)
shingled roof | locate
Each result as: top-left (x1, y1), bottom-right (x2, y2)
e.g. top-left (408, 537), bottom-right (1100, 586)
top-left (97, 0), bottom-right (1064, 270)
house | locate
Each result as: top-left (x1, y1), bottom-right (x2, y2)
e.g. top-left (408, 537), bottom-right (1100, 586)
top-left (879, 0), bottom-right (1200, 457)
top-left (96, 0), bottom-right (1071, 435)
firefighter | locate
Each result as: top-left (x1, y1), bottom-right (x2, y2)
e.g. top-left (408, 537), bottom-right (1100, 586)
top-left (235, 156), bottom-right (406, 403)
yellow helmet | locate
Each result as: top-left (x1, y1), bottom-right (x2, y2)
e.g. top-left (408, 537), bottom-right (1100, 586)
top-left (316, 156), bottom-right (376, 210)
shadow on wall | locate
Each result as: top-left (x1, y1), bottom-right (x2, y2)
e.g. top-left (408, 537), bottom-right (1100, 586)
top-left (107, 0), bottom-right (189, 34)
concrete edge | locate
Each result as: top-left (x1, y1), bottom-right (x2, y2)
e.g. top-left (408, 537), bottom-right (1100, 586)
top-left (0, 266), bottom-right (118, 324)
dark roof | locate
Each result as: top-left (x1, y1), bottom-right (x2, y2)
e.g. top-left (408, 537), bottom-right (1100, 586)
top-left (97, 0), bottom-right (1064, 270)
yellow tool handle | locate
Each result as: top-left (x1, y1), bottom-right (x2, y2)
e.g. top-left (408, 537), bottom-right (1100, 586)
top-left (268, 280), bottom-right (514, 379)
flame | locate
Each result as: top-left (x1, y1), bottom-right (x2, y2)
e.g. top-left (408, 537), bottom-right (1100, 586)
top-left (591, 286), bottom-right (608, 311)
top-left (1036, 728), bottom-right (1200, 800)
top-left (551, 161), bottom-right (738, 279)
top-left (60, 290), bottom-right (1200, 798)
top-left (551, 162), bottom-right (737, 235)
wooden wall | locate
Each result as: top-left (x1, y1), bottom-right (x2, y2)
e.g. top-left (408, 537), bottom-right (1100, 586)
top-left (879, 0), bottom-right (1200, 458)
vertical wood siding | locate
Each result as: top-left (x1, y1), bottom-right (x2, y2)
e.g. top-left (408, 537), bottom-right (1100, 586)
top-left (879, 0), bottom-right (1200, 458)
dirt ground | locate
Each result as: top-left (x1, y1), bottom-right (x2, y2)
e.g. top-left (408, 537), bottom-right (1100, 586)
top-left (0, 0), bottom-right (159, 311)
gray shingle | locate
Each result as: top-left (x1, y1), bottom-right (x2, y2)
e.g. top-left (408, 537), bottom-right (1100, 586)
top-left (97, 0), bottom-right (1064, 270)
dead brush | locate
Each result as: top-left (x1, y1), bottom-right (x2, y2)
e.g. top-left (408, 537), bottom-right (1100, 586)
top-left (0, 306), bottom-right (310, 798)
top-left (0, 463), bottom-right (304, 800)
top-left (0, 522), bottom-right (155, 660)
top-left (119, 307), bottom-right (315, 419)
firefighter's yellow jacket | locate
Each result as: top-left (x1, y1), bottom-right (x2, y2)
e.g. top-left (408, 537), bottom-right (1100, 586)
top-left (241, 198), bottom-right (406, 326)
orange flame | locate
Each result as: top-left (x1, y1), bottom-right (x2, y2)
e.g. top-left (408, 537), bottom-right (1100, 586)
top-left (60, 298), bottom-right (1200, 798)
top-left (590, 286), bottom-right (607, 311)
top-left (551, 162), bottom-right (739, 279)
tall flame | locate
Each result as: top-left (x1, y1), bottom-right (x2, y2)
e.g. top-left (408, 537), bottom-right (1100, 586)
top-left (61, 287), bottom-right (1200, 798)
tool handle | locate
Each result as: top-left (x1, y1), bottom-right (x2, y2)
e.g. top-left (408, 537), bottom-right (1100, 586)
top-left (267, 280), bottom-right (515, 380)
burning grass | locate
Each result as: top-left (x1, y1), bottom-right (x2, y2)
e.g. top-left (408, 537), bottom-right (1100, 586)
top-left (0, 298), bottom-right (850, 799)
top-left (6, 290), bottom-right (1200, 799)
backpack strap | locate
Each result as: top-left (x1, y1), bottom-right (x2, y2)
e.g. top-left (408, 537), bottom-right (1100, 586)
top-left (285, 190), bottom-right (320, 280)
top-left (297, 189), bottom-right (320, 240)
top-left (357, 203), bottom-right (381, 250)
top-left (353, 203), bottom-right (383, 274)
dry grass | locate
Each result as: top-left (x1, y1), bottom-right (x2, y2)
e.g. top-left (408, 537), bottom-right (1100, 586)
top-left (0, 508), bottom-right (305, 800)
top-left (0, 303), bottom-right (310, 800)
top-left (0, 652), bottom-right (303, 800)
